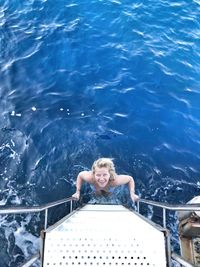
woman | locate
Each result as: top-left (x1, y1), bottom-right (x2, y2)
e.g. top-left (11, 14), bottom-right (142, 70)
top-left (72, 158), bottom-right (139, 202)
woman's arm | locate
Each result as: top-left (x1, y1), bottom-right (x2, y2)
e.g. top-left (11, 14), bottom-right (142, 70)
top-left (72, 171), bottom-right (92, 200)
top-left (114, 175), bottom-right (139, 202)
top-left (72, 173), bottom-right (82, 199)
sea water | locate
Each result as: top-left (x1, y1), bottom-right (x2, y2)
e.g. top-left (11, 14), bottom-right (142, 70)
top-left (0, 0), bottom-right (200, 266)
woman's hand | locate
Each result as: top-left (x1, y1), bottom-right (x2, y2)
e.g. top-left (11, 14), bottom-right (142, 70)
top-left (130, 192), bottom-right (139, 202)
top-left (72, 191), bottom-right (80, 200)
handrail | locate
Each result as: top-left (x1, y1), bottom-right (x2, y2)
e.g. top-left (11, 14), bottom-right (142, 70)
top-left (138, 198), bottom-right (200, 267)
top-left (0, 197), bottom-right (76, 267)
top-left (0, 197), bottom-right (74, 215)
top-left (138, 198), bottom-right (200, 229)
top-left (1, 197), bottom-right (199, 215)
top-left (171, 253), bottom-right (196, 267)
top-left (19, 253), bottom-right (40, 267)
top-left (138, 198), bottom-right (200, 211)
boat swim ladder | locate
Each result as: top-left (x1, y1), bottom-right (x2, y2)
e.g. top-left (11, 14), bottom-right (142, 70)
top-left (0, 197), bottom-right (200, 267)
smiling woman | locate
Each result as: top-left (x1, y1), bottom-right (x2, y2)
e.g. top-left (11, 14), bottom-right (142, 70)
top-left (72, 158), bottom-right (139, 202)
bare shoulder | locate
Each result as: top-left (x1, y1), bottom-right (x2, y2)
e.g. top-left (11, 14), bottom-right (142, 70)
top-left (79, 170), bottom-right (93, 182)
top-left (112, 174), bottom-right (133, 186)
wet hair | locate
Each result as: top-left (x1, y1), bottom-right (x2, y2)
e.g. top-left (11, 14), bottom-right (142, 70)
top-left (92, 158), bottom-right (116, 181)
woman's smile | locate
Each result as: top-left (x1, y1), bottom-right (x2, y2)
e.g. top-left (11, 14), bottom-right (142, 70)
top-left (94, 167), bottom-right (110, 188)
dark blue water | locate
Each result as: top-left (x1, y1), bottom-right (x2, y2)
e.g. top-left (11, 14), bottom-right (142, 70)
top-left (0, 0), bottom-right (200, 265)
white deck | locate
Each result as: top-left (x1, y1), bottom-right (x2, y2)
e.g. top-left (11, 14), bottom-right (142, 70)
top-left (42, 204), bottom-right (167, 266)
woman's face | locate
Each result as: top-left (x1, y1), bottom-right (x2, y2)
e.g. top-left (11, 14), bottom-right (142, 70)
top-left (94, 167), bottom-right (110, 188)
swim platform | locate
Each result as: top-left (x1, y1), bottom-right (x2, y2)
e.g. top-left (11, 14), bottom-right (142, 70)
top-left (42, 204), bottom-right (168, 266)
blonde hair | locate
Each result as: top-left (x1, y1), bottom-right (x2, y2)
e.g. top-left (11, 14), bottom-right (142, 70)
top-left (92, 158), bottom-right (116, 181)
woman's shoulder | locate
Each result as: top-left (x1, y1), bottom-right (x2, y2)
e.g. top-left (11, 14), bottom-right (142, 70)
top-left (79, 170), bottom-right (93, 181)
top-left (111, 174), bottom-right (133, 186)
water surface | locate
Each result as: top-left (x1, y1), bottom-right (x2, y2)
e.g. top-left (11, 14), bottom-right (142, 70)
top-left (0, 0), bottom-right (200, 265)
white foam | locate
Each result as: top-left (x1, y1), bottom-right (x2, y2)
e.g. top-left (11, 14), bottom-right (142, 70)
top-left (12, 214), bottom-right (40, 258)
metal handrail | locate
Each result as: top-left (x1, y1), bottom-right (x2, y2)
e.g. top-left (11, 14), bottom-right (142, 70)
top-left (0, 196), bottom-right (75, 230)
top-left (1, 197), bottom-right (199, 218)
top-left (171, 253), bottom-right (196, 267)
top-left (0, 197), bottom-right (76, 267)
top-left (138, 198), bottom-right (200, 267)
top-left (138, 198), bottom-right (200, 229)
top-left (0, 197), bottom-right (74, 215)
top-left (19, 253), bottom-right (40, 267)
top-left (138, 198), bottom-right (200, 211)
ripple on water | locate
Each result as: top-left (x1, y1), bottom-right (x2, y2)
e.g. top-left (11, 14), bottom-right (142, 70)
top-left (0, 0), bottom-right (200, 264)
